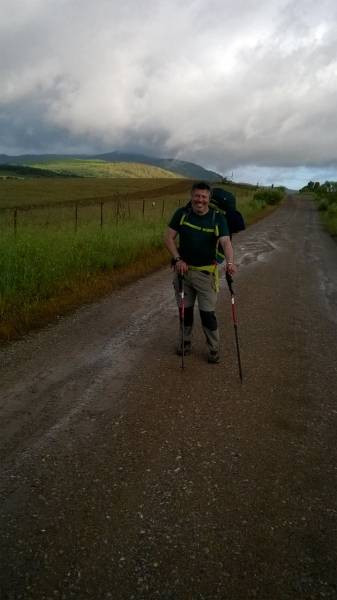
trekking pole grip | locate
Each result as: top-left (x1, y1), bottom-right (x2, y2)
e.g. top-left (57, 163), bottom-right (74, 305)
top-left (225, 271), bottom-right (234, 296)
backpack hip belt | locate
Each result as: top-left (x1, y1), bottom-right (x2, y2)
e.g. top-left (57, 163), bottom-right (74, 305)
top-left (188, 263), bottom-right (220, 293)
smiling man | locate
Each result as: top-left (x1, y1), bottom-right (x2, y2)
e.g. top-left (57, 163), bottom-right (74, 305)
top-left (164, 181), bottom-right (237, 363)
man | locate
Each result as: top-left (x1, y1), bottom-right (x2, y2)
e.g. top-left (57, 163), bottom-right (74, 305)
top-left (164, 181), bottom-right (237, 363)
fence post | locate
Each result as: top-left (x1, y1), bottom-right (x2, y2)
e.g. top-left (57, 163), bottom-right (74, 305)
top-left (142, 199), bottom-right (145, 218)
top-left (100, 201), bottom-right (104, 229)
top-left (116, 198), bottom-right (120, 225)
top-left (13, 208), bottom-right (18, 236)
top-left (75, 203), bottom-right (78, 232)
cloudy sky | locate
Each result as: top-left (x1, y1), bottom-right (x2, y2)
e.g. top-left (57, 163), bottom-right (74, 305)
top-left (1, 0), bottom-right (337, 188)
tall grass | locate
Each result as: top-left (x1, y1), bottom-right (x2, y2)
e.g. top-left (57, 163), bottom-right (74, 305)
top-left (315, 192), bottom-right (337, 237)
top-left (0, 217), bottom-right (166, 321)
top-left (320, 203), bottom-right (337, 236)
top-left (300, 183), bottom-right (337, 237)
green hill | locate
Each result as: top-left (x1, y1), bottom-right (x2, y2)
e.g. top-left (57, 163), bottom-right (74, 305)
top-left (92, 152), bottom-right (222, 180)
top-left (0, 152), bottom-right (222, 180)
top-left (29, 159), bottom-right (182, 179)
top-left (0, 164), bottom-right (77, 178)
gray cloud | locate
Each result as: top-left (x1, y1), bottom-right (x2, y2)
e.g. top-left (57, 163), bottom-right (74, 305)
top-left (1, 0), bottom-right (337, 186)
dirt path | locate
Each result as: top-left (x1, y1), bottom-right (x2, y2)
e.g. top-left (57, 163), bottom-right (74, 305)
top-left (1, 196), bottom-right (337, 599)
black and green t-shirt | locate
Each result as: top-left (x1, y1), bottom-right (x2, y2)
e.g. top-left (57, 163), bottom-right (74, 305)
top-left (168, 207), bottom-right (229, 266)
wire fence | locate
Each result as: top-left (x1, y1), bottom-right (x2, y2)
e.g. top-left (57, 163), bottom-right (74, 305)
top-left (0, 194), bottom-right (184, 235)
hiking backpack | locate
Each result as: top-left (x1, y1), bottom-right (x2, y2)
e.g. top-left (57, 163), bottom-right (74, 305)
top-left (210, 187), bottom-right (245, 237)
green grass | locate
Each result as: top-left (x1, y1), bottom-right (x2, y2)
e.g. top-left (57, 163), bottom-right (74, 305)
top-left (0, 217), bottom-right (167, 319)
top-left (318, 193), bottom-right (337, 237)
top-left (321, 203), bottom-right (337, 236)
top-left (306, 189), bottom-right (337, 237)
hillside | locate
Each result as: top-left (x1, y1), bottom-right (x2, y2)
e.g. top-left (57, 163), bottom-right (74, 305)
top-left (91, 152), bottom-right (222, 181)
top-left (30, 160), bottom-right (182, 178)
top-left (0, 152), bottom-right (222, 180)
top-left (0, 164), bottom-right (78, 178)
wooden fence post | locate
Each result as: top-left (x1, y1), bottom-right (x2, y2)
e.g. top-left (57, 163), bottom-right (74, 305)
top-left (100, 201), bottom-right (104, 229)
top-left (13, 208), bottom-right (18, 236)
top-left (75, 203), bottom-right (78, 232)
top-left (116, 199), bottom-right (121, 225)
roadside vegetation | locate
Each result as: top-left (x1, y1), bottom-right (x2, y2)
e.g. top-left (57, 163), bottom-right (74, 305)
top-left (238, 186), bottom-right (285, 225)
top-left (0, 176), bottom-right (282, 341)
top-left (300, 181), bottom-right (337, 237)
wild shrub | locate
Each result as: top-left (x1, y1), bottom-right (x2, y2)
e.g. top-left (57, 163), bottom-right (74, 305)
top-left (253, 189), bottom-right (284, 206)
top-left (321, 203), bottom-right (337, 236)
top-left (318, 192), bottom-right (337, 210)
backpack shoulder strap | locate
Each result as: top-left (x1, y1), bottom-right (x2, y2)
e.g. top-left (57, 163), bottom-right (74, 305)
top-left (179, 206), bottom-right (192, 226)
top-left (211, 208), bottom-right (220, 237)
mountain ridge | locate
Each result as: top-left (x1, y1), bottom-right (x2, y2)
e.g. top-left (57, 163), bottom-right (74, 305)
top-left (0, 152), bottom-right (223, 181)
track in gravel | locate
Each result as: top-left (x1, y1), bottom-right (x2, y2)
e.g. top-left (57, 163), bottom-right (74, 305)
top-left (1, 196), bottom-right (337, 600)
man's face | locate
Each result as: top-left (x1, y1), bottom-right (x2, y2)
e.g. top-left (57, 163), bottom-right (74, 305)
top-left (191, 188), bottom-right (210, 215)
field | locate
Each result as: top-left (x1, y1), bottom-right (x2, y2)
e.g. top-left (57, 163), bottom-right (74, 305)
top-left (0, 177), bottom-right (189, 208)
top-left (0, 177), bottom-right (269, 340)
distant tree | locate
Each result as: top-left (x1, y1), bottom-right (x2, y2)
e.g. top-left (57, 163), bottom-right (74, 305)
top-left (322, 181), bottom-right (337, 193)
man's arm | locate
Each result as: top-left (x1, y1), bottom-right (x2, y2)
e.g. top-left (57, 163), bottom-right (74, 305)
top-left (164, 227), bottom-right (188, 274)
top-left (218, 235), bottom-right (237, 275)
top-left (164, 227), bottom-right (180, 258)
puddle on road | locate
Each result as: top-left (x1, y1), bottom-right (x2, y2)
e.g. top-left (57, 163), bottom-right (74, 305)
top-left (235, 236), bottom-right (280, 267)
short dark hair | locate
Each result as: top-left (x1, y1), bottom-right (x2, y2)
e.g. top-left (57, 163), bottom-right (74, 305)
top-left (191, 181), bottom-right (211, 192)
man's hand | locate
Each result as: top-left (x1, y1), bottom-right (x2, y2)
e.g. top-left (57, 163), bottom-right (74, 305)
top-left (219, 236), bottom-right (237, 276)
top-left (225, 262), bottom-right (237, 276)
top-left (175, 259), bottom-right (189, 275)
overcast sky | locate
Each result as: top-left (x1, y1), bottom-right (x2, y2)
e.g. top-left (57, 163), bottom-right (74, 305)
top-left (1, 0), bottom-right (337, 188)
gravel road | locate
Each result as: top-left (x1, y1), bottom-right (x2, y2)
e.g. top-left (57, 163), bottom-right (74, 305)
top-left (1, 196), bottom-right (337, 600)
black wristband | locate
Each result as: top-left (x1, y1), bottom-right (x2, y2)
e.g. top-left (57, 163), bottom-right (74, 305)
top-left (173, 256), bottom-right (181, 263)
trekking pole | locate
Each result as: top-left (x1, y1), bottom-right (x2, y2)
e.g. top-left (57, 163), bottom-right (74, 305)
top-left (178, 274), bottom-right (185, 369)
top-left (225, 272), bottom-right (243, 383)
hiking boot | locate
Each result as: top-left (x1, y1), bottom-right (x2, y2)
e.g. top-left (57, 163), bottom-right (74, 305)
top-left (177, 341), bottom-right (192, 356)
top-left (208, 350), bottom-right (220, 363)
